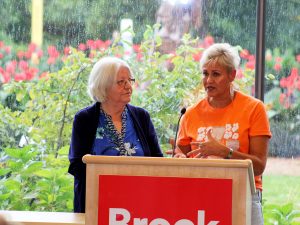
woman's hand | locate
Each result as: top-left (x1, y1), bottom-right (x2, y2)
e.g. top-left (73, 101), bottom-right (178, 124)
top-left (165, 149), bottom-right (187, 158)
top-left (187, 129), bottom-right (229, 158)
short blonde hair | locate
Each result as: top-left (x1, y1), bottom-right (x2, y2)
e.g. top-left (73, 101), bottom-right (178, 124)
top-left (88, 56), bottom-right (132, 102)
top-left (200, 43), bottom-right (240, 73)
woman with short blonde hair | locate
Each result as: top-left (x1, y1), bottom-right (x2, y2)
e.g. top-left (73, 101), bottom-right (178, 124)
top-left (175, 43), bottom-right (271, 225)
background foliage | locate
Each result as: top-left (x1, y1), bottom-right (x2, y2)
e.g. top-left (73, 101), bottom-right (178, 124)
top-left (202, 0), bottom-right (300, 54)
top-left (0, 0), bottom-right (299, 53)
top-left (0, 26), bottom-right (255, 211)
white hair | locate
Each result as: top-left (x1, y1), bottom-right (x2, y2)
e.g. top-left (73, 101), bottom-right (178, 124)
top-left (200, 43), bottom-right (240, 72)
top-left (88, 56), bottom-right (132, 102)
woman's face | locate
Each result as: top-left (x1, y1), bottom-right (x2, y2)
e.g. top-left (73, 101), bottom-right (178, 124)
top-left (202, 62), bottom-right (235, 99)
top-left (106, 66), bottom-right (133, 105)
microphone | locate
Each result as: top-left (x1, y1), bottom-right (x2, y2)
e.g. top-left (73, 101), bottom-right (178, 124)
top-left (172, 107), bottom-right (186, 157)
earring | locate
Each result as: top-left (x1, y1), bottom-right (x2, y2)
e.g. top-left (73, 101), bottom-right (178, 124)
top-left (230, 83), bottom-right (235, 100)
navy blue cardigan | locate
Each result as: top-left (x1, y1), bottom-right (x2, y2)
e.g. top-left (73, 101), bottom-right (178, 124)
top-left (68, 102), bottom-right (163, 212)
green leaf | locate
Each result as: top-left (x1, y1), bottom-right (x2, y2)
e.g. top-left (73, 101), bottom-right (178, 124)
top-left (5, 148), bottom-right (24, 158)
top-left (24, 161), bottom-right (43, 174)
top-left (23, 192), bottom-right (39, 200)
top-left (280, 203), bottom-right (294, 216)
top-left (266, 73), bottom-right (275, 80)
top-left (4, 179), bottom-right (22, 190)
top-left (0, 193), bottom-right (12, 201)
top-left (0, 168), bottom-right (11, 176)
top-left (16, 92), bottom-right (25, 102)
top-left (34, 169), bottom-right (53, 178)
top-left (29, 89), bottom-right (36, 100)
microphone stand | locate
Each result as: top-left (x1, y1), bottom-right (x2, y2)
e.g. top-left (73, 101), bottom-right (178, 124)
top-left (172, 107), bottom-right (186, 157)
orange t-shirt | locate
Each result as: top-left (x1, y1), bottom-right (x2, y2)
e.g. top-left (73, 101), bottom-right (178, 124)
top-left (177, 91), bottom-right (272, 190)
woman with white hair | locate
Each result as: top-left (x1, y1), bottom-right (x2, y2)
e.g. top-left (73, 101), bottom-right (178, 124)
top-left (173, 43), bottom-right (272, 224)
top-left (68, 56), bottom-right (163, 213)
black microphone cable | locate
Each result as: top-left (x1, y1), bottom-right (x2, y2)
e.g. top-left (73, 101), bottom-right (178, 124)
top-left (172, 107), bottom-right (186, 157)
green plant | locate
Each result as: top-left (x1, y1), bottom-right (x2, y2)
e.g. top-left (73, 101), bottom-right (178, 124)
top-left (0, 104), bottom-right (28, 151)
top-left (3, 48), bottom-right (92, 156)
top-left (0, 145), bottom-right (73, 211)
top-left (264, 203), bottom-right (300, 225)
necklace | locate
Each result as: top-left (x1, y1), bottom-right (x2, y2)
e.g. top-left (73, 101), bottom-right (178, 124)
top-left (100, 106), bottom-right (130, 156)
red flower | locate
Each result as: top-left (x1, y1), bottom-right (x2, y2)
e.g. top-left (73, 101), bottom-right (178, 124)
top-left (286, 87), bottom-right (293, 97)
top-left (25, 71), bottom-right (33, 80)
top-left (192, 51), bottom-right (202, 62)
top-left (24, 50), bottom-right (32, 59)
top-left (104, 40), bottom-right (111, 47)
top-left (245, 60), bottom-right (255, 70)
top-left (240, 49), bottom-right (250, 59)
top-left (274, 63), bottom-right (281, 71)
top-left (47, 45), bottom-right (60, 58)
top-left (279, 93), bottom-right (286, 104)
top-left (87, 40), bottom-right (97, 50)
top-left (36, 49), bottom-right (43, 58)
top-left (29, 67), bottom-right (38, 77)
top-left (4, 46), bottom-right (11, 54)
top-left (47, 57), bottom-right (56, 65)
top-left (5, 61), bottom-right (17, 74)
top-left (28, 43), bottom-right (37, 53)
top-left (275, 57), bottom-right (282, 63)
top-left (0, 69), bottom-right (10, 83)
top-left (78, 43), bottom-right (87, 51)
top-left (39, 72), bottom-right (49, 80)
top-left (204, 35), bottom-right (214, 47)
top-left (0, 66), bottom-right (4, 74)
top-left (25, 68), bottom-right (38, 80)
top-left (290, 68), bottom-right (298, 79)
top-left (14, 72), bottom-right (26, 81)
top-left (296, 54), bottom-right (300, 62)
top-left (136, 52), bottom-right (143, 62)
top-left (17, 51), bottom-right (25, 59)
top-left (133, 44), bottom-right (140, 53)
top-left (284, 101), bottom-right (291, 109)
top-left (248, 55), bottom-right (255, 61)
top-left (18, 60), bottom-right (29, 71)
top-left (280, 77), bottom-right (287, 88)
top-left (0, 41), bottom-right (4, 49)
top-left (95, 40), bottom-right (108, 50)
top-left (64, 46), bottom-right (71, 55)
top-left (0, 53), bottom-right (3, 59)
top-left (96, 39), bottom-right (110, 50)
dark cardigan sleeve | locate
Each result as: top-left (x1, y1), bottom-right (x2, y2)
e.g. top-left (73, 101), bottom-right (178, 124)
top-left (68, 103), bottom-right (99, 213)
top-left (68, 113), bottom-right (90, 178)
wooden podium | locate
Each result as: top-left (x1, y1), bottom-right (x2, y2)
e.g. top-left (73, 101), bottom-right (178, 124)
top-left (83, 155), bottom-right (255, 225)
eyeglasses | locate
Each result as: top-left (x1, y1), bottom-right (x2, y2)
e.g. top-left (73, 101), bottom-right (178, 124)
top-left (116, 78), bottom-right (135, 87)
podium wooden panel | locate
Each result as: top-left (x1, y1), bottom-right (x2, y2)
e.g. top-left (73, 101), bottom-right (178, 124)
top-left (83, 155), bottom-right (255, 225)
top-left (0, 211), bottom-right (85, 225)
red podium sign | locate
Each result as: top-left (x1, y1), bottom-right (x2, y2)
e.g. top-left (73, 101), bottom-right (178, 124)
top-left (98, 175), bottom-right (232, 225)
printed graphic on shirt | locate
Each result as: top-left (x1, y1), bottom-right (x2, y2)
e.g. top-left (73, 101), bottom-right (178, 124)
top-left (197, 123), bottom-right (240, 151)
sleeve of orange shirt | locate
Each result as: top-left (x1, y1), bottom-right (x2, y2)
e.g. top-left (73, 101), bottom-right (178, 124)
top-left (249, 101), bottom-right (272, 138)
